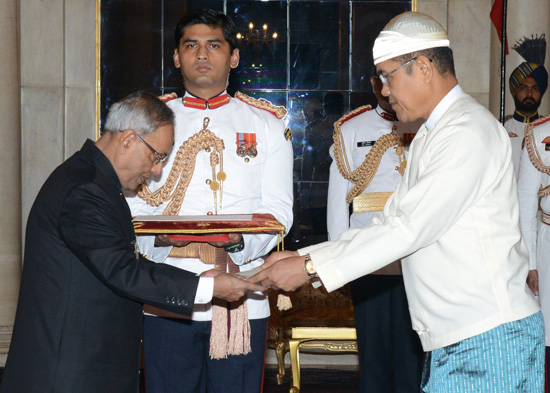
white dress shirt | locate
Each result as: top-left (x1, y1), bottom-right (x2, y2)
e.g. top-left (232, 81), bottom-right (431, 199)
top-left (127, 92), bottom-right (294, 321)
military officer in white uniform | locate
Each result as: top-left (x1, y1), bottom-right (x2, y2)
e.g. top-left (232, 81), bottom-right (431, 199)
top-left (126, 9), bottom-right (293, 393)
top-left (327, 71), bottom-right (422, 393)
top-left (518, 114), bottom-right (550, 387)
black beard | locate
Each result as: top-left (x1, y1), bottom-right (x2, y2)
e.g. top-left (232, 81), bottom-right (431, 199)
top-left (514, 96), bottom-right (541, 113)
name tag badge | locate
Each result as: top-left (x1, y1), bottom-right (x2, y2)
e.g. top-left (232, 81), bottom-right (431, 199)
top-left (542, 137), bottom-right (550, 151)
top-left (357, 141), bottom-right (375, 147)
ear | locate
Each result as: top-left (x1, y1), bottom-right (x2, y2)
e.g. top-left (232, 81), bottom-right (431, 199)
top-left (119, 129), bottom-right (136, 152)
top-left (230, 48), bottom-right (240, 69)
top-left (173, 48), bottom-right (181, 69)
top-left (416, 55), bottom-right (433, 83)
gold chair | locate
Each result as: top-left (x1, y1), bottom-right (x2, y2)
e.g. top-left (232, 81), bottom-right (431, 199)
top-left (267, 284), bottom-right (357, 393)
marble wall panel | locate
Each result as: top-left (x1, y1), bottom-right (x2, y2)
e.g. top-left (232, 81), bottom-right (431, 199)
top-left (448, 0), bottom-right (492, 95)
top-left (65, 0), bottom-right (96, 88)
top-left (0, 0), bottom-right (21, 367)
top-left (417, 1), bottom-right (448, 30)
top-left (65, 87), bottom-right (96, 159)
top-left (20, 0), bottom-right (64, 87)
top-left (21, 87), bottom-right (64, 229)
top-left (0, 257), bottom-right (21, 319)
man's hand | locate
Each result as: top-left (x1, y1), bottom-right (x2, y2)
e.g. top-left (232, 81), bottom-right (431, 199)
top-left (249, 254), bottom-right (310, 291)
top-left (527, 269), bottom-right (539, 296)
top-left (212, 272), bottom-right (266, 302)
top-left (263, 250), bottom-right (300, 268)
top-left (155, 234), bottom-right (190, 248)
top-left (209, 233), bottom-right (242, 248)
top-left (155, 233), bottom-right (241, 248)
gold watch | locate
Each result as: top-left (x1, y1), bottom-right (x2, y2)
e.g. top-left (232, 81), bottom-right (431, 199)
top-left (304, 253), bottom-right (318, 278)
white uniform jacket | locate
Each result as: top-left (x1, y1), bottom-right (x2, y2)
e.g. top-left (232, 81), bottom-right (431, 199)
top-left (301, 85), bottom-right (539, 351)
top-left (327, 105), bottom-right (405, 239)
top-left (518, 115), bottom-right (550, 344)
top-left (504, 117), bottom-right (527, 177)
top-left (127, 92), bottom-right (294, 321)
top-left (327, 105), bottom-right (410, 275)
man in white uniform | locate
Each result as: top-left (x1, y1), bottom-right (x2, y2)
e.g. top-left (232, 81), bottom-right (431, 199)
top-left (126, 9), bottom-right (293, 393)
top-left (518, 114), bottom-right (550, 388)
top-left (327, 70), bottom-right (422, 392)
top-left (504, 35), bottom-right (547, 175)
top-left (253, 11), bottom-right (543, 392)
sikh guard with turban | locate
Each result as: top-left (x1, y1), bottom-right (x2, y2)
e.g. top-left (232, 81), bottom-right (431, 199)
top-left (253, 11), bottom-right (544, 392)
top-left (505, 34), bottom-right (548, 174)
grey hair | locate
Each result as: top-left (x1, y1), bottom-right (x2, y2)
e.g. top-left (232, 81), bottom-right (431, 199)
top-left (104, 91), bottom-right (175, 136)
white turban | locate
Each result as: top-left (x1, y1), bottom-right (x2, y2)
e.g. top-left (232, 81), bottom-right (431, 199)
top-left (373, 12), bottom-right (450, 65)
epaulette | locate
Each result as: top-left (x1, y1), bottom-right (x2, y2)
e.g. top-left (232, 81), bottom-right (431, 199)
top-left (532, 114), bottom-right (550, 128)
top-left (336, 105), bottom-right (372, 128)
top-left (158, 92), bottom-right (178, 103)
top-left (235, 91), bottom-right (287, 119)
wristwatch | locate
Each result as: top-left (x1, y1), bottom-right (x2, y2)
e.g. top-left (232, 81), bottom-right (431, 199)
top-left (224, 236), bottom-right (245, 253)
top-left (303, 253), bottom-right (318, 278)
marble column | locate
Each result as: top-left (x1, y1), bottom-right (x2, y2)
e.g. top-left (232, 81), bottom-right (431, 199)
top-left (0, 0), bottom-right (21, 366)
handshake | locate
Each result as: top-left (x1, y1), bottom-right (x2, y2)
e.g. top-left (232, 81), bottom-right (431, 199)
top-left (209, 250), bottom-right (315, 302)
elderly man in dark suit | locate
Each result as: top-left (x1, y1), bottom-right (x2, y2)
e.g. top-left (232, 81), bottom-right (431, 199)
top-left (0, 91), bottom-right (264, 393)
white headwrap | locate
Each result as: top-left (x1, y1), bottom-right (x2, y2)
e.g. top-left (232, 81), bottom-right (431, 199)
top-left (373, 12), bottom-right (450, 65)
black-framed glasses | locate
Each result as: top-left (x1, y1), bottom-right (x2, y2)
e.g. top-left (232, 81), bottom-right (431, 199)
top-left (378, 57), bottom-right (418, 86)
top-left (134, 133), bottom-right (168, 164)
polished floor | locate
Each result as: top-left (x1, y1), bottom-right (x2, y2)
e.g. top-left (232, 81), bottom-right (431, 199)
top-left (0, 367), bottom-right (359, 393)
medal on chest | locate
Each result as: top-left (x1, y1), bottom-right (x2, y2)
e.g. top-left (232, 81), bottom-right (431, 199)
top-left (236, 133), bottom-right (258, 159)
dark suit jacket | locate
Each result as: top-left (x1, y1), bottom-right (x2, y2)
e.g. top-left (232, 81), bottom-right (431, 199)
top-left (1, 140), bottom-right (199, 393)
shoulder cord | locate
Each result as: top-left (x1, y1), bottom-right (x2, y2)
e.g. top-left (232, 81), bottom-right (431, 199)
top-left (524, 123), bottom-right (550, 198)
top-left (333, 113), bottom-right (406, 204)
top-left (138, 117), bottom-right (226, 215)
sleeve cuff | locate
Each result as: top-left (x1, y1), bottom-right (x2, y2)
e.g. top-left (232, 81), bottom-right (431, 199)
top-left (194, 276), bottom-right (214, 304)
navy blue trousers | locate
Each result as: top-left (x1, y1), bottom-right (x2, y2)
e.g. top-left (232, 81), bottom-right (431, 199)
top-left (351, 274), bottom-right (424, 393)
top-left (143, 316), bottom-right (268, 393)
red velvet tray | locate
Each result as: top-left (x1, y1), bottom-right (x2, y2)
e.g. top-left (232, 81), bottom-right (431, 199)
top-left (132, 213), bottom-right (285, 236)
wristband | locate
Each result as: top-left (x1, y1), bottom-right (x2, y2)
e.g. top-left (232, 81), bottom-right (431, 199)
top-left (224, 236), bottom-right (245, 253)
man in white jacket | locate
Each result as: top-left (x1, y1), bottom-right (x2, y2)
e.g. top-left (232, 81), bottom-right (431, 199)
top-left (253, 11), bottom-right (544, 392)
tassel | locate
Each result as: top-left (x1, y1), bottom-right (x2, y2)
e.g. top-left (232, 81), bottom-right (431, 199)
top-left (277, 294), bottom-right (292, 311)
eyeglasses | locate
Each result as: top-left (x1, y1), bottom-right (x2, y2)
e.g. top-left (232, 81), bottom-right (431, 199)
top-left (134, 133), bottom-right (168, 164)
top-left (378, 57), bottom-right (418, 86)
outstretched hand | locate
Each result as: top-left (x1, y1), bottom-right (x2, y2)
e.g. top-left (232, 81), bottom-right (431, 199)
top-left (249, 253), bottom-right (311, 292)
top-left (527, 269), bottom-right (539, 296)
top-left (212, 272), bottom-right (266, 302)
top-left (262, 250), bottom-right (300, 269)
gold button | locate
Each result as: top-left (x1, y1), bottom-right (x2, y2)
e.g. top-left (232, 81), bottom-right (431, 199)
top-left (395, 166), bottom-right (399, 170)
top-left (244, 157), bottom-right (250, 163)
top-left (392, 125), bottom-right (397, 131)
top-left (207, 211), bottom-right (213, 215)
top-left (206, 179), bottom-right (211, 185)
top-left (205, 147), bottom-right (211, 152)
